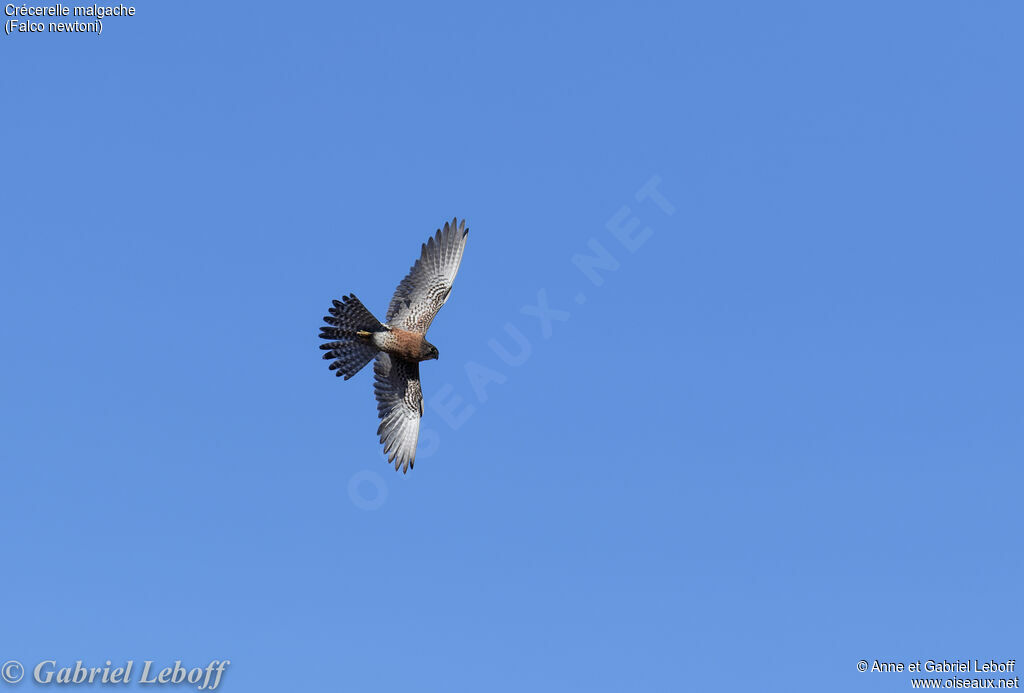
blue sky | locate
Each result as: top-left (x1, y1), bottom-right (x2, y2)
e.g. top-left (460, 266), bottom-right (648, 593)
top-left (2, 2), bottom-right (1022, 691)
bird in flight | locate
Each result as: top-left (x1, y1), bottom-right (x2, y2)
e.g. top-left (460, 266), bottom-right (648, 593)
top-left (319, 218), bottom-right (469, 473)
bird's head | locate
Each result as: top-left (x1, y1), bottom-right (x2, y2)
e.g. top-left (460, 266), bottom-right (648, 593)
top-left (422, 340), bottom-right (440, 360)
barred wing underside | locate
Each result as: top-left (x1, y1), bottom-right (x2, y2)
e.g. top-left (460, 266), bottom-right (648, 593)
top-left (373, 353), bottom-right (422, 473)
top-left (386, 218), bottom-right (469, 334)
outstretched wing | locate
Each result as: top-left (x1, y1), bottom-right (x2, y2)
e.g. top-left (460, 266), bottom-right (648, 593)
top-left (386, 218), bottom-right (469, 334)
top-left (373, 353), bottom-right (423, 473)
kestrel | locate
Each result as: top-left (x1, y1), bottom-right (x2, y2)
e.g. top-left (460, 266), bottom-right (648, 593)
top-left (319, 218), bottom-right (469, 473)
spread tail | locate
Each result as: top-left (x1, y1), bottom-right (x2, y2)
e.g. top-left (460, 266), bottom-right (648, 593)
top-left (319, 294), bottom-right (383, 379)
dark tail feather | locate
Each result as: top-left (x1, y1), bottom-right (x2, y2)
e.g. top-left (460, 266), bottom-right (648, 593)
top-left (319, 293), bottom-right (382, 379)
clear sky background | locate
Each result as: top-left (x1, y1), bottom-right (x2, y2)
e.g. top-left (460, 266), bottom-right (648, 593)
top-left (2, 2), bottom-right (1021, 692)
